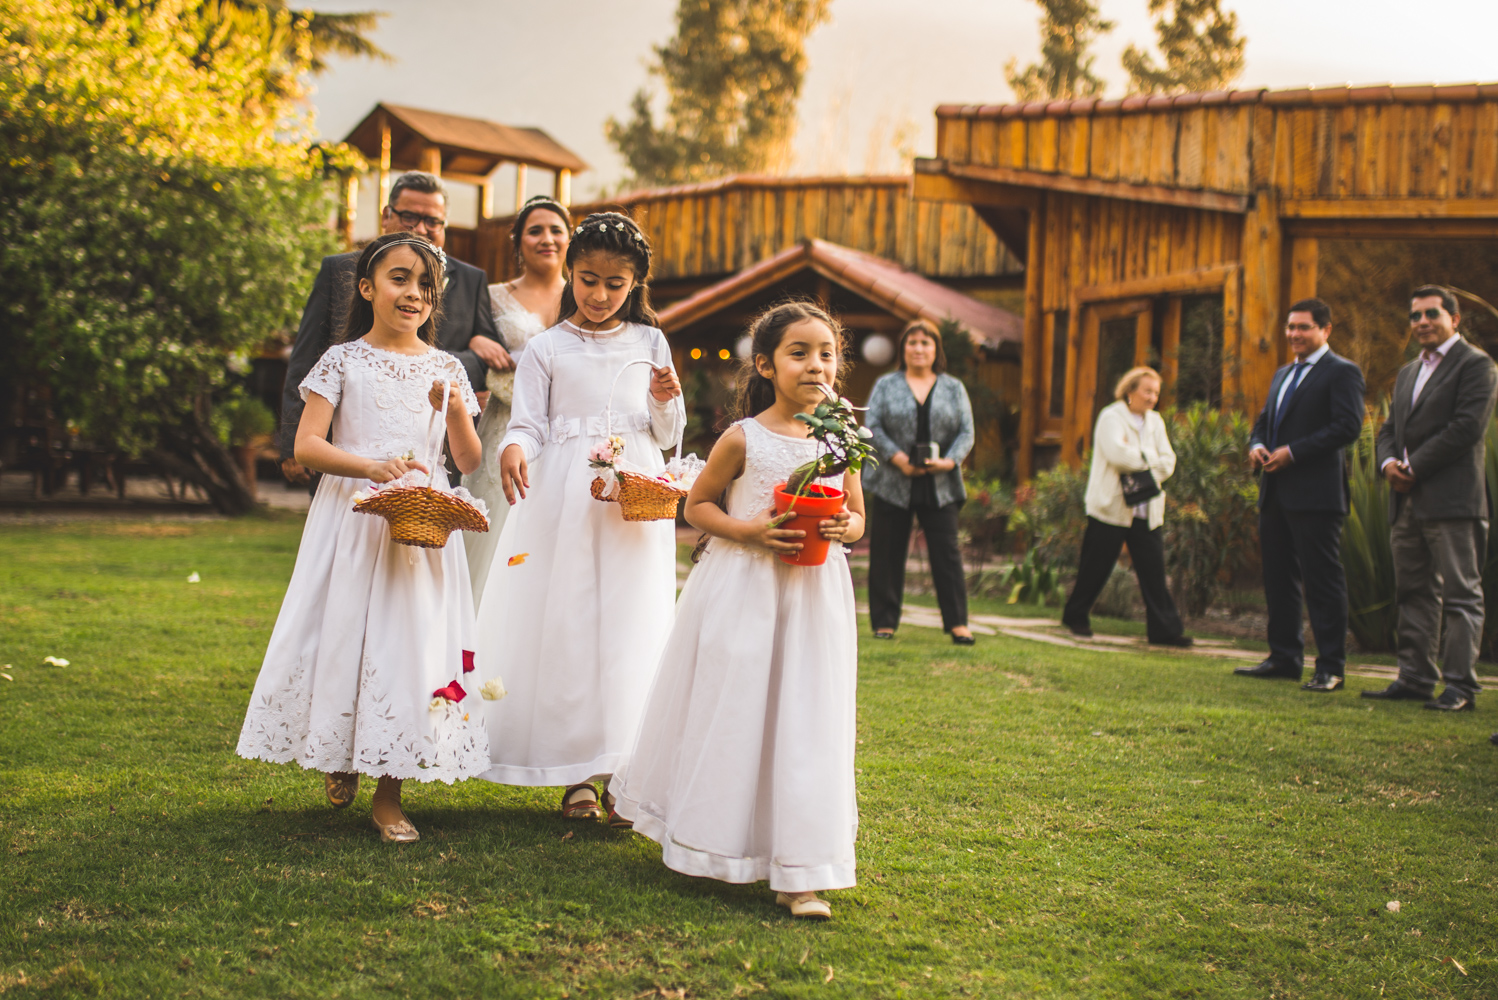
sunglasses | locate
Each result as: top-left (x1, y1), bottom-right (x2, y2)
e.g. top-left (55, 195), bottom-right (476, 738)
top-left (1409, 307), bottom-right (1447, 323)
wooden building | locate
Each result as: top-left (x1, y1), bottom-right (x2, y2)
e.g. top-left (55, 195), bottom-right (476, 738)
top-left (914, 82), bottom-right (1498, 478)
top-left (340, 103), bottom-right (587, 252)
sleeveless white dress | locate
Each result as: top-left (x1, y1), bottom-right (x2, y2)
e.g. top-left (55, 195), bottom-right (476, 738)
top-left (475, 320), bottom-right (686, 787)
top-left (610, 417), bottom-right (859, 893)
top-left (466, 282), bottom-right (549, 603)
top-left (236, 339), bottom-right (491, 782)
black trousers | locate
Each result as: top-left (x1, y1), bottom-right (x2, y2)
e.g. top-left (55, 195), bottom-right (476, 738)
top-left (1259, 492), bottom-right (1347, 675)
top-left (1062, 516), bottom-right (1185, 642)
top-left (868, 495), bottom-right (968, 632)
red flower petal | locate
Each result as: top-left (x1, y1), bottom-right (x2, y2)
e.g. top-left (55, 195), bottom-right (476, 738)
top-left (432, 680), bottom-right (467, 703)
top-left (462, 650), bottom-right (475, 673)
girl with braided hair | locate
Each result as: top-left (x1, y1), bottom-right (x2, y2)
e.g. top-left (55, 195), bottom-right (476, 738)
top-left (473, 213), bottom-right (685, 823)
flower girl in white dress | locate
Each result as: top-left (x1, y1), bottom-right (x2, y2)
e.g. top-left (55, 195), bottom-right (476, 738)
top-left (465, 196), bottom-right (570, 602)
top-left (610, 301), bottom-right (865, 921)
top-left (237, 233), bottom-right (490, 844)
top-left (476, 213), bottom-right (684, 820)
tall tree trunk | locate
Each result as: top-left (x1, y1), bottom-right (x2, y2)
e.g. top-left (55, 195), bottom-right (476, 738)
top-left (149, 408), bottom-right (257, 515)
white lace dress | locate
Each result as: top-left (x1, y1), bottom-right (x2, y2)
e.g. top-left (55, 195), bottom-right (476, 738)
top-left (465, 282), bottom-right (550, 602)
top-left (236, 339), bottom-right (491, 783)
top-left (610, 417), bottom-right (859, 892)
top-left (475, 320), bottom-right (686, 787)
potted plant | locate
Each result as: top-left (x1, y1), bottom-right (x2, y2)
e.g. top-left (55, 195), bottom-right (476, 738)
top-left (772, 388), bottom-right (880, 566)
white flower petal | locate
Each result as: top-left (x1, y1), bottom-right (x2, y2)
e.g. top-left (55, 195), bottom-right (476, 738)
top-left (186, 572), bottom-right (200, 583)
top-left (43, 656), bottom-right (69, 667)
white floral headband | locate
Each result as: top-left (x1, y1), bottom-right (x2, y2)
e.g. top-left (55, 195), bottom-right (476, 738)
top-left (575, 220), bottom-right (646, 244)
top-left (378, 237), bottom-right (446, 269)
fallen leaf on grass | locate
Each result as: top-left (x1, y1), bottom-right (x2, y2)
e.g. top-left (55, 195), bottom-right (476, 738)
top-left (507, 553), bottom-right (529, 566)
top-left (823, 965), bottom-right (835, 983)
top-left (798, 948), bottom-right (809, 965)
top-left (560, 830), bottom-right (574, 842)
top-left (1443, 957), bottom-right (1468, 976)
top-left (1386, 901), bottom-right (1400, 913)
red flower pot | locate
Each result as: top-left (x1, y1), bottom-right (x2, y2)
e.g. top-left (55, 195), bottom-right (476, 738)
top-left (773, 481), bottom-right (845, 566)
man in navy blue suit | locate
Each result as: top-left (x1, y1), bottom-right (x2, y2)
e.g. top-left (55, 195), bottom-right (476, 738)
top-left (1236, 298), bottom-right (1365, 692)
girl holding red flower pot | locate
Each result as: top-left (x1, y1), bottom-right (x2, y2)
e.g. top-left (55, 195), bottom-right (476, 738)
top-left (610, 300), bottom-right (865, 921)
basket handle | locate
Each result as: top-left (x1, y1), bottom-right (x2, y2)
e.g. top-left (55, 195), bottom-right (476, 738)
top-left (428, 377), bottom-right (452, 483)
top-left (603, 358), bottom-right (683, 461)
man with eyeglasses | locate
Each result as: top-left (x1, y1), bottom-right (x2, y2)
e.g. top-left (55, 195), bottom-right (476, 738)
top-left (1238, 298), bottom-right (1365, 693)
top-left (1365, 286), bottom-right (1498, 712)
top-left (278, 171), bottom-right (510, 487)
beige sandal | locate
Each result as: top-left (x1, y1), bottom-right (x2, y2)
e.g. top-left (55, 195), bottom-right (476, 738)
top-left (775, 892), bottom-right (832, 920)
top-left (561, 783), bottom-right (605, 821)
top-left (324, 772), bottom-right (359, 808)
top-left (371, 813), bottom-right (419, 844)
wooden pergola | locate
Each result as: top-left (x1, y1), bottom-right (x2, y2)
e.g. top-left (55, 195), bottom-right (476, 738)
top-left (914, 82), bottom-right (1498, 478)
top-left (340, 103), bottom-right (587, 244)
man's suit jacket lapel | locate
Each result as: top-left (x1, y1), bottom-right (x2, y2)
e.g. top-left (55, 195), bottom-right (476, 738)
top-left (1276, 350), bottom-right (1335, 428)
top-left (1407, 337), bottom-right (1469, 420)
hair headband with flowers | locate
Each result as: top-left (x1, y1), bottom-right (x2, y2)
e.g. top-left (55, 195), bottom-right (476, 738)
top-left (376, 236), bottom-right (447, 270)
top-left (576, 218), bottom-right (646, 244)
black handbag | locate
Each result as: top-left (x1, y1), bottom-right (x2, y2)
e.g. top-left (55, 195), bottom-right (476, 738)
top-left (1120, 468), bottom-right (1161, 507)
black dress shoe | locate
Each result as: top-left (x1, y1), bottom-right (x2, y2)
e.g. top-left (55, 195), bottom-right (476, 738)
top-left (1424, 689), bottom-right (1476, 712)
top-left (1489, 732), bottom-right (1498, 746)
top-left (1150, 635), bottom-right (1194, 647)
top-left (951, 633), bottom-right (976, 646)
top-left (1233, 659), bottom-right (1302, 680)
top-left (1063, 621), bottom-right (1093, 638)
top-left (1360, 680), bottom-right (1433, 701)
top-left (871, 631), bottom-right (894, 640)
top-left (1301, 672), bottom-right (1344, 692)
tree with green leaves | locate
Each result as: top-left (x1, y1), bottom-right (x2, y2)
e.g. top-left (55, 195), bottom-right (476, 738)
top-left (1123, 0), bottom-right (1246, 95)
top-left (1005, 0), bottom-right (1115, 102)
top-left (606, 0), bottom-right (831, 187)
top-left (0, 0), bottom-right (378, 512)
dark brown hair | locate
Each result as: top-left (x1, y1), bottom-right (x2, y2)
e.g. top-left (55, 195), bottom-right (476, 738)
top-left (511, 195), bottom-right (571, 267)
top-left (1411, 284), bottom-right (1460, 317)
top-left (731, 300), bottom-right (847, 419)
top-left (896, 318), bottom-right (947, 374)
top-left (338, 233), bottom-right (446, 345)
top-left (557, 212), bottom-right (657, 327)
top-left (1287, 297), bottom-right (1332, 329)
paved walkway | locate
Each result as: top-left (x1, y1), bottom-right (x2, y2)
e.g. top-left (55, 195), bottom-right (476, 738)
top-left (863, 603), bottom-right (1498, 687)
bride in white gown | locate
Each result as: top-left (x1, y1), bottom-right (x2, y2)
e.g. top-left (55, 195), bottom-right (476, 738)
top-left (464, 196), bottom-right (570, 603)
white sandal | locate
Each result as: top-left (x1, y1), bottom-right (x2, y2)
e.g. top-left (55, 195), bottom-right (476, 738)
top-left (775, 892), bottom-right (832, 920)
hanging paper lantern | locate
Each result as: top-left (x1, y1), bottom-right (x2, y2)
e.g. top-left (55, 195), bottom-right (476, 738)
top-left (860, 334), bottom-right (895, 366)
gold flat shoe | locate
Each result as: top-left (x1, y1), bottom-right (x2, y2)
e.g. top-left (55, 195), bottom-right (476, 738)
top-left (371, 814), bottom-right (419, 844)
top-left (324, 772), bottom-right (359, 808)
top-left (561, 782), bottom-right (605, 821)
top-left (775, 892), bottom-right (831, 920)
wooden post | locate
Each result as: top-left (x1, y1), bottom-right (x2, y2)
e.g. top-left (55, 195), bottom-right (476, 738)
top-left (556, 168), bottom-right (572, 206)
top-left (1235, 188), bottom-right (1282, 417)
top-left (478, 179), bottom-right (494, 222)
top-left (419, 145), bottom-right (441, 177)
top-left (377, 109), bottom-right (392, 209)
top-left (515, 163), bottom-right (528, 211)
top-left (1160, 296), bottom-right (1182, 408)
top-left (340, 173), bottom-right (359, 249)
top-left (1288, 237), bottom-right (1318, 303)
top-left (1017, 199), bottom-right (1046, 481)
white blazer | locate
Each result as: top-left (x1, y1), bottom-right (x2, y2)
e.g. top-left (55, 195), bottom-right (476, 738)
top-left (1084, 401), bottom-right (1176, 529)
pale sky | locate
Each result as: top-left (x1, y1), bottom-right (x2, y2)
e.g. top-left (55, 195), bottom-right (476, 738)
top-left (299, 0), bottom-right (1498, 231)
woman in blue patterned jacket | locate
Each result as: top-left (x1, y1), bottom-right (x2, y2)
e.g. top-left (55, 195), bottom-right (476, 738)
top-left (863, 319), bottom-right (976, 645)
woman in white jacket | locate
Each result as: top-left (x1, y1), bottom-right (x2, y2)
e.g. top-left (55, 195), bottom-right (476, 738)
top-left (1060, 367), bottom-right (1191, 646)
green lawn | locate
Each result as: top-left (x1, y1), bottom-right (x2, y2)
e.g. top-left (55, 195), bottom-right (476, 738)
top-left (2, 515), bottom-right (1496, 999)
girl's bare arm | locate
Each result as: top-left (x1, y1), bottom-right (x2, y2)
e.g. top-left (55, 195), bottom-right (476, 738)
top-left (429, 380), bottom-right (482, 474)
top-left (684, 426), bottom-right (806, 554)
top-left (294, 393), bottom-right (428, 483)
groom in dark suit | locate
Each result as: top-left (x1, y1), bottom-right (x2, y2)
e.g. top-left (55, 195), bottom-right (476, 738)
top-left (1236, 298), bottom-right (1365, 691)
top-left (1364, 286), bottom-right (1498, 711)
top-left (278, 171), bottom-right (508, 484)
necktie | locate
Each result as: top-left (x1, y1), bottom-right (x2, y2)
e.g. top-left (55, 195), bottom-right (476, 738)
top-left (1272, 362), bottom-right (1306, 447)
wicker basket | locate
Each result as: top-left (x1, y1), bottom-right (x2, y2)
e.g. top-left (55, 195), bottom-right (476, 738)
top-left (351, 377), bottom-right (490, 546)
top-left (354, 487), bottom-right (489, 548)
top-left (591, 472), bottom-right (686, 522)
top-left (588, 358), bottom-right (689, 522)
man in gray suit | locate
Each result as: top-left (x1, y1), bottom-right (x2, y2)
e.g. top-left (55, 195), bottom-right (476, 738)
top-left (1365, 285), bottom-right (1498, 711)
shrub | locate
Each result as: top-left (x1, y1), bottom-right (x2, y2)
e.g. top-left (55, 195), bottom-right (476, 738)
top-left (1341, 414), bottom-right (1397, 652)
top-left (958, 476), bottom-right (1014, 574)
top-left (1160, 404), bottom-right (1259, 617)
top-left (1009, 461), bottom-right (1089, 572)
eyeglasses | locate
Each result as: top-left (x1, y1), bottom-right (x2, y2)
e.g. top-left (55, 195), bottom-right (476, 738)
top-left (388, 209), bottom-right (446, 231)
top-left (1409, 307), bottom-right (1447, 323)
top-left (1285, 323), bottom-right (1320, 334)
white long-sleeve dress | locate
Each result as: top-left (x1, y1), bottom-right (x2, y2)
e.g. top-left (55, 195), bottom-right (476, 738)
top-left (236, 339), bottom-right (490, 782)
top-left (610, 417), bottom-right (859, 893)
top-left (475, 320), bottom-right (685, 787)
top-left (465, 282), bottom-right (550, 603)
